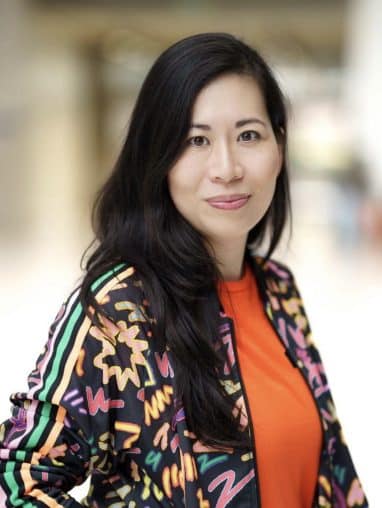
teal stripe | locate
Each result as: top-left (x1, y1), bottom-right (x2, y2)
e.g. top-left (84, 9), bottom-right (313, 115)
top-left (38, 303), bottom-right (83, 402)
top-left (5, 263), bottom-right (129, 504)
top-left (25, 402), bottom-right (52, 449)
top-left (15, 451), bottom-right (26, 462)
top-left (40, 264), bottom-right (126, 401)
top-left (29, 264), bottom-right (128, 442)
top-left (4, 461), bottom-right (51, 507)
top-left (5, 462), bottom-right (14, 473)
top-left (90, 263), bottom-right (126, 292)
top-left (40, 265), bottom-right (127, 401)
top-left (4, 463), bottom-right (23, 507)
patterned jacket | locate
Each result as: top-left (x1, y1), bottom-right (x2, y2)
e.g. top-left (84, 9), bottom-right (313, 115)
top-left (0, 255), bottom-right (368, 507)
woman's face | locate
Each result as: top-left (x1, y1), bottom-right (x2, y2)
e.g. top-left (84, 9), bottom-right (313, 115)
top-left (167, 73), bottom-right (283, 250)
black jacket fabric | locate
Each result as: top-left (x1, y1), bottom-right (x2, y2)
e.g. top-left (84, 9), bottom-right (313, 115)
top-left (0, 255), bottom-right (368, 507)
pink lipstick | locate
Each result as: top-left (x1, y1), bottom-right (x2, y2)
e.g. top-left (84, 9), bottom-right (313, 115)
top-left (206, 194), bottom-right (250, 210)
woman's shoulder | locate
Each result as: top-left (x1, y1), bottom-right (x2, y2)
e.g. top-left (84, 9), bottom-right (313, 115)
top-left (39, 263), bottom-right (151, 387)
top-left (250, 255), bottom-right (308, 307)
top-left (58, 262), bottom-right (148, 332)
top-left (88, 262), bottom-right (144, 304)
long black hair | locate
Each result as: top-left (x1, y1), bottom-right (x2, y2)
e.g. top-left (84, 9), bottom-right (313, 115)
top-left (80, 32), bottom-right (291, 451)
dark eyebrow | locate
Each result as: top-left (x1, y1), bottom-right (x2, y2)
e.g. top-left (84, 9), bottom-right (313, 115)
top-left (236, 118), bottom-right (267, 128)
top-left (189, 118), bottom-right (267, 130)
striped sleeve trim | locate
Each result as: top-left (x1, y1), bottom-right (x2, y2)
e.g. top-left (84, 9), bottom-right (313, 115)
top-left (5, 263), bottom-right (134, 507)
top-left (53, 265), bottom-right (134, 404)
top-left (29, 263), bottom-right (131, 403)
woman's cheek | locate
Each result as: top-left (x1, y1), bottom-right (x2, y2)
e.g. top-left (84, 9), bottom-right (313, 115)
top-left (259, 153), bottom-right (282, 181)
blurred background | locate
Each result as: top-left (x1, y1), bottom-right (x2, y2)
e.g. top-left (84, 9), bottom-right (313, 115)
top-left (1, 0), bottom-right (381, 504)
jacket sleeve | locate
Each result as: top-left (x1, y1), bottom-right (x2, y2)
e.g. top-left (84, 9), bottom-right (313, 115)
top-left (0, 266), bottom-right (147, 507)
top-left (282, 262), bottom-right (369, 507)
top-left (0, 395), bottom-right (90, 507)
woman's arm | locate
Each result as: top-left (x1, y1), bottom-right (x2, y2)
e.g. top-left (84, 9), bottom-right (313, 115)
top-left (0, 292), bottom-right (96, 506)
top-left (283, 262), bottom-right (368, 507)
top-left (0, 395), bottom-right (91, 506)
top-left (0, 264), bottom-right (146, 506)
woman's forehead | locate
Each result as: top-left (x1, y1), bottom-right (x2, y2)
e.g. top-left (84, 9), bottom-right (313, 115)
top-left (190, 74), bottom-right (268, 125)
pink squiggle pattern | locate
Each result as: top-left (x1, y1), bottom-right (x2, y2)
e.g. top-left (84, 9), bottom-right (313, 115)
top-left (222, 334), bottom-right (235, 375)
top-left (5, 399), bottom-right (39, 449)
top-left (63, 389), bottom-right (79, 401)
top-left (219, 322), bottom-right (231, 335)
top-left (333, 481), bottom-right (347, 508)
top-left (287, 323), bottom-right (307, 349)
top-left (0, 484), bottom-right (8, 506)
top-left (154, 351), bottom-right (174, 379)
top-left (266, 260), bottom-right (290, 280)
top-left (208, 468), bottom-right (255, 508)
top-left (296, 348), bottom-right (329, 397)
top-left (170, 434), bottom-right (180, 453)
top-left (276, 317), bottom-right (289, 348)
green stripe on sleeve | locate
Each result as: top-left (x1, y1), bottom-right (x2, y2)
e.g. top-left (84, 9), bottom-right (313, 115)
top-left (25, 264), bottom-right (127, 446)
top-left (38, 264), bottom-right (126, 403)
top-left (4, 462), bottom-right (23, 507)
top-left (90, 263), bottom-right (126, 292)
top-left (3, 263), bottom-right (128, 506)
top-left (38, 304), bottom-right (83, 403)
top-left (25, 402), bottom-right (53, 448)
top-left (15, 451), bottom-right (26, 462)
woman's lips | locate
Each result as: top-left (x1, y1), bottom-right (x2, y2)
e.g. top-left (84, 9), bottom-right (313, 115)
top-left (206, 195), bottom-right (250, 210)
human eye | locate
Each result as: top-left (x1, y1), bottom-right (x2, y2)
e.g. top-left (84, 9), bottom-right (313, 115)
top-left (187, 135), bottom-right (209, 147)
top-left (238, 130), bottom-right (261, 142)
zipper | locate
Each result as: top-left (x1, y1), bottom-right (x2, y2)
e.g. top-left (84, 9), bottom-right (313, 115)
top-left (227, 317), bottom-right (262, 508)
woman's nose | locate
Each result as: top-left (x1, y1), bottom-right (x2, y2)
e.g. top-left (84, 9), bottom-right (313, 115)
top-left (208, 141), bottom-right (243, 182)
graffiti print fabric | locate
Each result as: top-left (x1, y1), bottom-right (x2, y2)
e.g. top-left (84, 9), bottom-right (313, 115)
top-left (217, 265), bottom-right (323, 507)
top-left (0, 256), bottom-right (368, 507)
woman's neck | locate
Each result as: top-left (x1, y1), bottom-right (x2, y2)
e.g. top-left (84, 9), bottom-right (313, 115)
top-left (208, 237), bottom-right (247, 281)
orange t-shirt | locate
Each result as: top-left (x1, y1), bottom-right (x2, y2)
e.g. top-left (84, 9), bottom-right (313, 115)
top-left (217, 263), bottom-right (323, 508)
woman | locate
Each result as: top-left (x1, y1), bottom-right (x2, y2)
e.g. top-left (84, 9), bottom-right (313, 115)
top-left (0, 33), bottom-right (367, 507)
